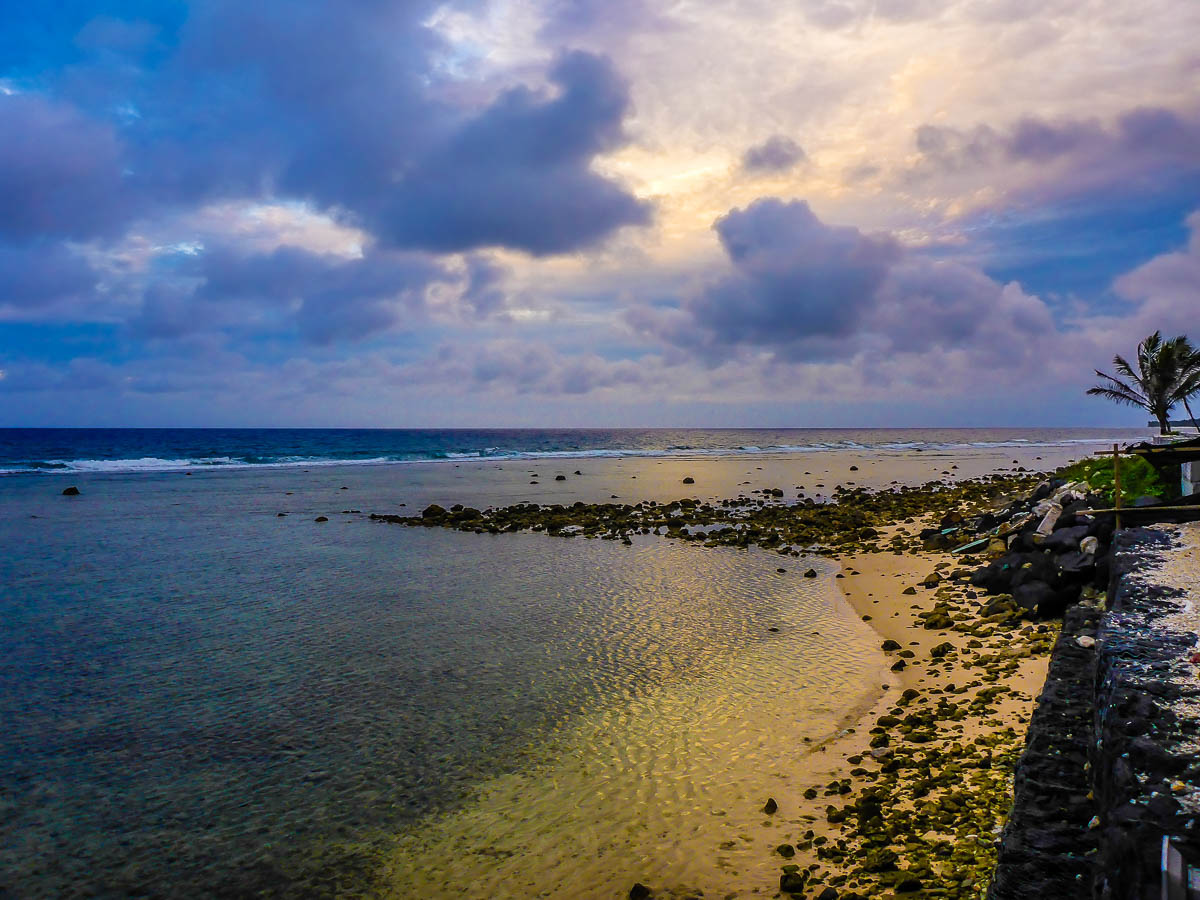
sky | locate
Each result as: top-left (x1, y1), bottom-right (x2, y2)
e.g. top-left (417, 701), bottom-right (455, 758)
top-left (1, 0), bottom-right (1198, 427)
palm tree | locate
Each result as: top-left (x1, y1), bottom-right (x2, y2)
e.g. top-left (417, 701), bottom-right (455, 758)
top-left (1087, 331), bottom-right (1200, 435)
top-left (1179, 339), bottom-right (1200, 433)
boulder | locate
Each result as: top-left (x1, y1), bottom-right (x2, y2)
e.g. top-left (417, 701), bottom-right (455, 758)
top-left (1041, 525), bottom-right (1090, 553)
top-left (61, 486), bottom-right (80, 496)
top-left (421, 504), bottom-right (448, 519)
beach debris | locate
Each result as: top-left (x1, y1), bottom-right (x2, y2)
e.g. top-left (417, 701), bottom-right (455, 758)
top-left (62, 486), bottom-right (80, 495)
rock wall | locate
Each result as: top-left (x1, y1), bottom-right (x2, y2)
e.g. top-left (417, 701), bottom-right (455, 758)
top-left (990, 525), bottom-right (1200, 900)
top-left (1092, 527), bottom-right (1200, 900)
top-left (988, 599), bottom-right (1101, 900)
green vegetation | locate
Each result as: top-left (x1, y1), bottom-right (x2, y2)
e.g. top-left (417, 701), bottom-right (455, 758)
top-left (1059, 455), bottom-right (1163, 505)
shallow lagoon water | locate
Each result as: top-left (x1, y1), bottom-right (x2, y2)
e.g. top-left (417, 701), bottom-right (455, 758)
top-left (0, 465), bottom-right (886, 897)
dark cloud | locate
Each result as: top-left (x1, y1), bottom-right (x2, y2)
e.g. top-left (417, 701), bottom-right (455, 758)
top-left (741, 135), bottom-right (806, 174)
top-left (913, 106), bottom-right (1200, 173)
top-left (1, 2), bottom-right (649, 278)
top-left (460, 256), bottom-right (509, 317)
top-left (0, 94), bottom-right (130, 242)
top-left (128, 245), bottom-right (448, 345)
top-left (373, 52), bottom-right (651, 255)
top-left (629, 197), bottom-right (1059, 371)
top-left (0, 242), bottom-right (100, 310)
top-left (685, 199), bottom-right (899, 348)
top-left (201, 246), bottom-right (447, 344)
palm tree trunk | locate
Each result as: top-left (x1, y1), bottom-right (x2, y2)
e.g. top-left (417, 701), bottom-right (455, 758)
top-left (1158, 413), bottom-right (1170, 435)
top-left (1185, 395), bottom-right (1200, 434)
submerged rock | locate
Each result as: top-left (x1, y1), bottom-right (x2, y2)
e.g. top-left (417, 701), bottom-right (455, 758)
top-left (61, 486), bottom-right (80, 496)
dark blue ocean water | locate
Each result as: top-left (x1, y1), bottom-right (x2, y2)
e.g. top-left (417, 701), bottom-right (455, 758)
top-left (0, 426), bottom-right (1149, 475)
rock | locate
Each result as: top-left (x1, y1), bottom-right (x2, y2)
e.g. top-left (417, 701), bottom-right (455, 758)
top-left (895, 877), bottom-right (923, 893)
top-left (1080, 536), bottom-right (1099, 555)
top-left (850, 465), bottom-right (859, 471)
top-left (922, 571), bottom-right (942, 586)
top-left (682, 476), bottom-right (695, 484)
top-left (902, 586), bottom-right (917, 595)
top-left (555, 474), bottom-right (566, 481)
top-left (776, 842), bottom-right (796, 858)
top-left (421, 504), bottom-right (447, 519)
top-left (276, 512), bottom-right (287, 517)
top-left (61, 486), bottom-right (80, 495)
top-left (816, 888), bottom-right (839, 900)
top-left (930, 641), bottom-right (954, 658)
top-left (314, 516), bottom-right (328, 522)
top-left (762, 797), bottom-right (778, 814)
top-left (1042, 525), bottom-right (1089, 553)
top-left (891, 658), bottom-right (907, 671)
top-left (804, 568), bottom-right (818, 578)
top-left (779, 871), bottom-right (807, 894)
top-left (629, 884), bottom-right (652, 900)
top-left (882, 639), bottom-right (902, 651)
top-left (922, 612), bottom-right (954, 629)
top-left (573, 470), bottom-right (582, 475)
top-left (862, 847), bottom-right (899, 872)
top-left (1075, 635), bottom-right (1096, 649)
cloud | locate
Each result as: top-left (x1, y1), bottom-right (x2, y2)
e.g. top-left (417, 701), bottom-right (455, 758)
top-left (413, 339), bottom-right (655, 395)
top-left (125, 245), bottom-right (450, 344)
top-left (4, 2), bottom-right (649, 276)
top-left (1110, 209), bottom-right (1200, 340)
top-left (911, 106), bottom-right (1200, 184)
top-left (0, 93), bottom-right (130, 242)
top-left (632, 199), bottom-right (899, 354)
top-left (629, 196), bottom-right (1063, 382)
top-left (372, 51), bottom-right (651, 255)
top-left (741, 135), bottom-right (806, 174)
top-left (0, 242), bottom-right (100, 312)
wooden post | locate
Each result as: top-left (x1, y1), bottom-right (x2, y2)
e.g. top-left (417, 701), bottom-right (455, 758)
top-left (1094, 444), bottom-right (1126, 531)
top-left (1113, 443), bottom-right (1122, 532)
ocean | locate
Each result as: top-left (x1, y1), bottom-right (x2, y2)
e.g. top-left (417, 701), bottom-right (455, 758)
top-left (0, 428), bottom-right (1147, 897)
top-left (0, 426), bottom-right (1145, 475)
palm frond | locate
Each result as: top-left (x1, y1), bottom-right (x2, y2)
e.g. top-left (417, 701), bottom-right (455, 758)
top-left (1086, 386), bottom-right (1147, 409)
top-left (1091, 369), bottom-right (1144, 402)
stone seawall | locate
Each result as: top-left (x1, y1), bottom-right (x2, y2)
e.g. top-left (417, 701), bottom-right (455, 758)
top-left (990, 525), bottom-right (1200, 900)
